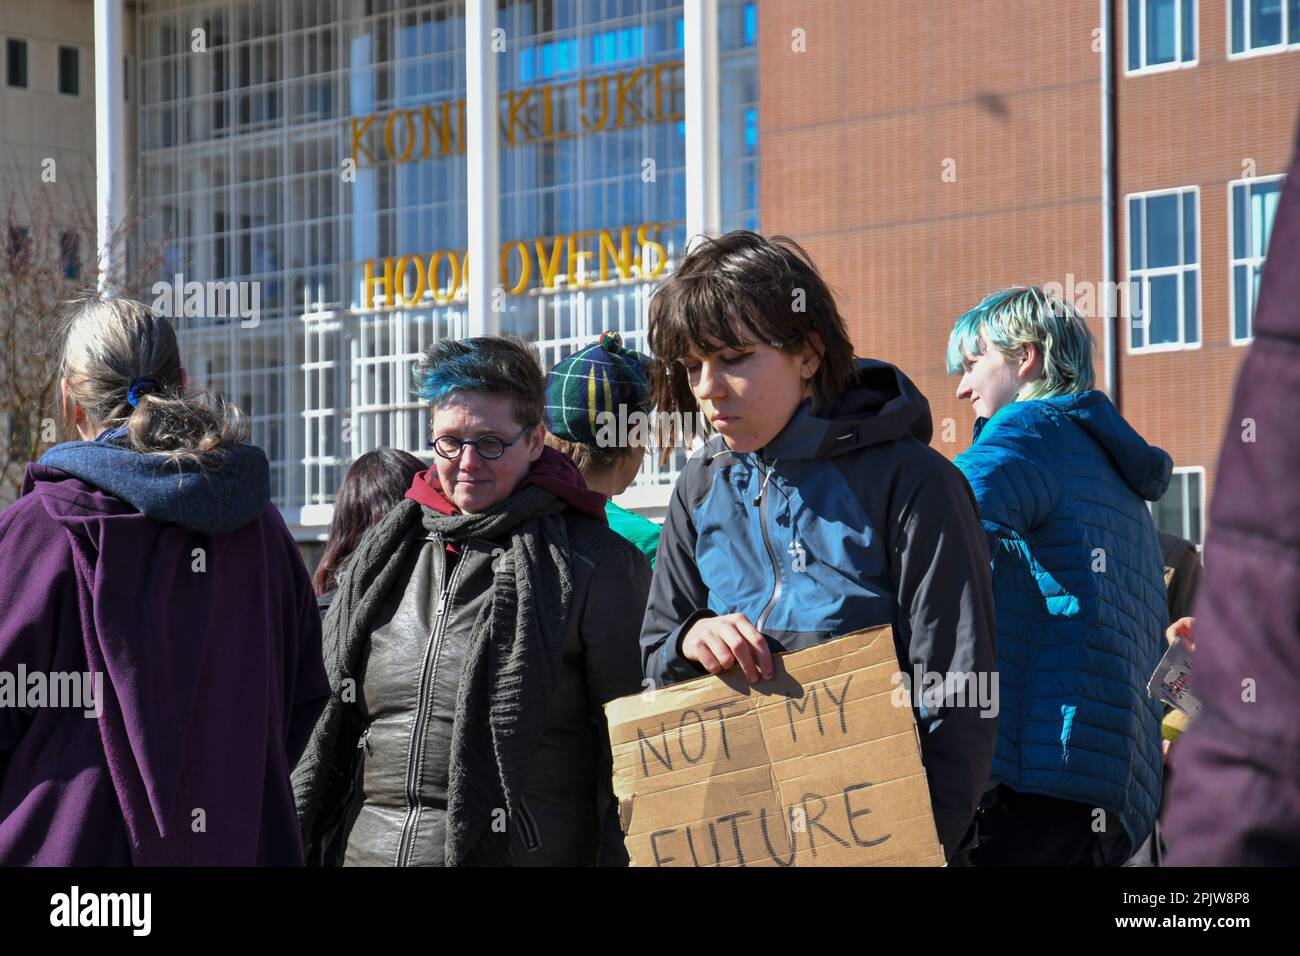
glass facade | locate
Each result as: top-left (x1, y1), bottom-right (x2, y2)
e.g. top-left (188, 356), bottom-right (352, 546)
top-left (135, 0), bottom-right (758, 523)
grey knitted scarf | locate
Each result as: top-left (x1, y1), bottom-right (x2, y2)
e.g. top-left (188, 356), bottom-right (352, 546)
top-left (292, 484), bottom-right (573, 866)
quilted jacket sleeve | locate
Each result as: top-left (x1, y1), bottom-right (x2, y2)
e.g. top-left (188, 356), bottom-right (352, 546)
top-left (955, 407), bottom-right (1064, 549)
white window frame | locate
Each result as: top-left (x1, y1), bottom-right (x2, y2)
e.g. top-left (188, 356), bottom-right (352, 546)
top-left (1127, 0), bottom-right (1198, 75)
top-left (1227, 0), bottom-right (1300, 59)
top-left (1228, 173), bottom-right (1285, 345)
top-left (1125, 185), bottom-right (1202, 354)
top-left (1149, 466), bottom-right (1207, 547)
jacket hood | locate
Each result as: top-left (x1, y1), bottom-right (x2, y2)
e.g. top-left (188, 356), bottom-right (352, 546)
top-left (981, 391), bottom-right (1172, 502)
top-left (5, 448), bottom-right (315, 865)
top-left (406, 445), bottom-right (608, 520)
top-left (37, 430), bottom-right (271, 535)
top-left (761, 358), bottom-right (933, 460)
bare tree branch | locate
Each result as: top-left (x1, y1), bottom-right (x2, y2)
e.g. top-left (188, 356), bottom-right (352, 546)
top-left (0, 191), bottom-right (167, 503)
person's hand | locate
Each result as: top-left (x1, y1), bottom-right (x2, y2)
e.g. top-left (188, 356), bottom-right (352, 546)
top-left (681, 613), bottom-right (775, 683)
top-left (1166, 616), bottom-right (1195, 653)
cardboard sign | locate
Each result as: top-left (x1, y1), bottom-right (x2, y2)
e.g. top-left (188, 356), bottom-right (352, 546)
top-left (605, 626), bottom-right (945, 867)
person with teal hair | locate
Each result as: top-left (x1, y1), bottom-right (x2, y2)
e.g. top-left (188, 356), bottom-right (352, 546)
top-left (946, 285), bottom-right (1172, 866)
top-left (946, 285), bottom-right (1097, 414)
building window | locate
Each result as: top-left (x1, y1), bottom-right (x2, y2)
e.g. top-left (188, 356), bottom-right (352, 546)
top-left (60, 231), bottom-right (80, 279)
top-left (1231, 0), bottom-right (1300, 54)
top-left (1150, 468), bottom-right (1204, 547)
top-left (1127, 187), bottom-right (1200, 351)
top-left (1229, 175), bottom-right (1284, 343)
top-left (1127, 0), bottom-right (1196, 72)
top-left (58, 46), bottom-right (80, 95)
top-left (6, 38), bottom-right (28, 88)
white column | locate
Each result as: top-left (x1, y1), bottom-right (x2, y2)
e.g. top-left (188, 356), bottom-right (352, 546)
top-left (95, 0), bottom-right (127, 293)
top-left (684, 0), bottom-right (721, 249)
top-left (465, 1), bottom-right (500, 336)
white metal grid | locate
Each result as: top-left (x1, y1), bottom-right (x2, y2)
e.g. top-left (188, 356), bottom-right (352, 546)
top-left (136, 0), bottom-right (756, 519)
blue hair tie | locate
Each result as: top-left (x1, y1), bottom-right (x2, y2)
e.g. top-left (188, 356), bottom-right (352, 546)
top-left (126, 377), bottom-right (159, 408)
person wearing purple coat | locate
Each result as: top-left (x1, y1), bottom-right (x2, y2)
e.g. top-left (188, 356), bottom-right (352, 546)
top-left (1163, 130), bottom-right (1300, 865)
top-left (0, 297), bottom-right (329, 866)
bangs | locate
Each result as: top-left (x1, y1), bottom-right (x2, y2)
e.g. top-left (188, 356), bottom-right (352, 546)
top-left (413, 351), bottom-right (495, 404)
top-left (648, 276), bottom-right (778, 364)
top-left (411, 336), bottom-right (545, 426)
top-left (945, 310), bottom-right (987, 375)
top-left (946, 289), bottom-right (1025, 375)
top-left (644, 231), bottom-right (859, 429)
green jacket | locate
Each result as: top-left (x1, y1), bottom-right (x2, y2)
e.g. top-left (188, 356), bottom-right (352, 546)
top-left (605, 500), bottom-right (660, 567)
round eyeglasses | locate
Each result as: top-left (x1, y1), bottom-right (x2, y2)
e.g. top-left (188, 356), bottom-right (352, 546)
top-left (427, 425), bottom-right (531, 461)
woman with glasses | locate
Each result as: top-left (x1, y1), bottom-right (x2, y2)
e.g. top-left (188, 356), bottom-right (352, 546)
top-left (292, 336), bottom-right (651, 866)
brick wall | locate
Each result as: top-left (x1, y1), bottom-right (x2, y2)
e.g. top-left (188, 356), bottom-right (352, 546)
top-left (758, 0), bottom-right (1300, 532)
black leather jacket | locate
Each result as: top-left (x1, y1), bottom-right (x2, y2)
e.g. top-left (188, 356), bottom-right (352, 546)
top-left (316, 510), bottom-right (649, 866)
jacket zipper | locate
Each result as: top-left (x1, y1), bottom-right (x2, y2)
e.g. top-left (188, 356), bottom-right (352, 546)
top-left (753, 456), bottom-right (783, 634)
top-left (314, 725), bottom-right (372, 866)
top-left (395, 538), bottom-right (464, 867)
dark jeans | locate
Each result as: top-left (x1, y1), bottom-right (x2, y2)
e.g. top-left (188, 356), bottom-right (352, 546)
top-left (952, 785), bottom-right (1133, 867)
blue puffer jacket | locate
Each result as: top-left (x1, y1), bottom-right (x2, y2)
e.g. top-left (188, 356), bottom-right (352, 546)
top-left (956, 390), bottom-right (1171, 849)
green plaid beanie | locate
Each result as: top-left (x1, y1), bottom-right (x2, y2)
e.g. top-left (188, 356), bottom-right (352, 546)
top-left (544, 331), bottom-right (652, 446)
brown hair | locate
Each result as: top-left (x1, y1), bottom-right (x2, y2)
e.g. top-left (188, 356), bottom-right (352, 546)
top-left (543, 431), bottom-right (637, 476)
top-left (313, 448), bottom-right (427, 596)
top-left (647, 230), bottom-right (857, 431)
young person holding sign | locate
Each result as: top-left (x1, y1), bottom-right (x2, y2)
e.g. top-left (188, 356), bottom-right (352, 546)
top-left (638, 231), bottom-right (998, 861)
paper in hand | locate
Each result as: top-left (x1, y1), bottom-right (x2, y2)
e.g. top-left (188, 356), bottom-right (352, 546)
top-left (1147, 635), bottom-right (1200, 718)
